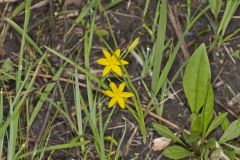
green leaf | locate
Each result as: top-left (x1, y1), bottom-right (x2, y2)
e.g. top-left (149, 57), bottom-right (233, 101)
top-left (219, 119), bottom-right (240, 144)
top-left (205, 112), bottom-right (228, 137)
top-left (153, 123), bottom-right (185, 146)
top-left (2, 58), bottom-right (14, 72)
top-left (202, 83), bottom-right (214, 136)
top-left (183, 43), bottom-right (211, 113)
top-left (232, 50), bottom-right (240, 58)
top-left (183, 132), bottom-right (200, 144)
top-left (217, 0), bottom-right (240, 36)
top-left (206, 138), bottom-right (217, 150)
top-left (224, 149), bottom-right (236, 160)
top-left (95, 29), bottom-right (109, 37)
top-left (163, 145), bottom-right (194, 160)
top-left (224, 143), bottom-right (240, 154)
top-left (221, 118), bottom-right (230, 131)
top-left (151, 0), bottom-right (167, 93)
top-left (191, 113), bottom-right (202, 134)
top-left (202, 148), bottom-right (210, 160)
top-left (104, 136), bottom-right (118, 146)
top-left (209, 0), bottom-right (222, 19)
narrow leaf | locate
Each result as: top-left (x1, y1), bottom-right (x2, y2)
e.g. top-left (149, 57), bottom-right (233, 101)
top-left (224, 143), bottom-right (240, 154)
top-left (191, 113), bottom-right (202, 134)
top-left (205, 112), bottom-right (228, 137)
top-left (219, 119), bottom-right (240, 144)
top-left (151, 0), bottom-right (167, 93)
top-left (153, 123), bottom-right (185, 146)
top-left (163, 145), bottom-right (194, 160)
top-left (217, 0), bottom-right (240, 36)
top-left (209, 0), bottom-right (222, 19)
top-left (202, 83), bottom-right (214, 136)
top-left (221, 118), bottom-right (230, 131)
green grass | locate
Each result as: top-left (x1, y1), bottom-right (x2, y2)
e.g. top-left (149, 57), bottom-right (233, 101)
top-left (0, 0), bottom-right (240, 159)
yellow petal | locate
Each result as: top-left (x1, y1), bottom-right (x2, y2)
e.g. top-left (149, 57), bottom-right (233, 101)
top-left (104, 91), bottom-right (114, 97)
top-left (97, 58), bottom-right (108, 65)
top-left (121, 92), bottom-right (134, 97)
top-left (102, 49), bottom-right (111, 59)
top-left (108, 97), bottom-right (117, 108)
top-left (114, 49), bottom-right (121, 57)
top-left (120, 59), bottom-right (129, 65)
top-left (112, 65), bottom-right (122, 76)
top-left (102, 66), bottom-right (111, 76)
top-left (117, 97), bottom-right (125, 109)
top-left (118, 82), bottom-right (125, 92)
top-left (109, 82), bottom-right (118, 93)
top-left (111, 56), bottom-right (120, 65)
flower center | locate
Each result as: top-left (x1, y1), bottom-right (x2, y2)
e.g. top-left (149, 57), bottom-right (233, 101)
top-left (107, 57), bottom-right (117, 66)
top-left (114, 90), bottom-right (121, 97)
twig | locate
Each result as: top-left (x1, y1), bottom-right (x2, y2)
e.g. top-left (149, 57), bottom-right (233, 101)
top-left (0, 0), bottom-right (18, 3)
top-left (124, 126), bottom-right (138, 156)
top-left (168, 4), bottom-right (190, 59)
top-left (143, 108), bottom-right (191, 135)
top-left (215, 99), bottom-right (238, 118)
top-left (223, 44), bottom-right (236, 64)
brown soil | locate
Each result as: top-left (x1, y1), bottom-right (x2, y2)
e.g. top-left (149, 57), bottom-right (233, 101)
top-left (0, 0), bottom-right (240, 159)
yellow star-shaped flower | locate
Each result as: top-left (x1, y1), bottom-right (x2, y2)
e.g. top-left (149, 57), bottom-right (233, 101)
top-left (104, 82), bottom-right (134, 109)
top-left (97, 49), bottom-right (128, 76)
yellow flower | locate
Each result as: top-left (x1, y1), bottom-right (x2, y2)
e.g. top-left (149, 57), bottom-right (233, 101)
top-left (104, 82), bottom-right (134, 109)
top-left (97, 49), bottom-right (128, 76)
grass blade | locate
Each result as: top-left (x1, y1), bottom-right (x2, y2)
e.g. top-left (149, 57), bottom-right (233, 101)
top-left (8, 0), bottom-right (32, 159)
top-left (84, 12), bottom-right (95, 124)
top-left (151, 0), bottom-right (167, 93)
top-left (74, 67), bottom-right (85, 151)
top-left (0, 53), bottom-right (46, 136)
top-left (0, 89), bottom-right (3, 158)
top-left (217, 0), bottom-right (240, 36)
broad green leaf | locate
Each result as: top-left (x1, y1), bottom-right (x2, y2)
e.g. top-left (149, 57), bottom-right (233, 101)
top-left (209, 0), bottom-right (222, 19)
top-left (205, 112), bottom-right (228, 137)
top-left (183, 43), bottom-right (211, 113)
top-left (163, 145), bottom-right (194, 160)
top-left (153, 123), bottom-right (185, 146)
top-left (202, 83), bottom-right (214, 136)
top-left (219, 119), bottom-right (240, 144)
